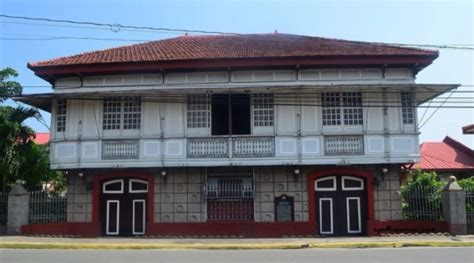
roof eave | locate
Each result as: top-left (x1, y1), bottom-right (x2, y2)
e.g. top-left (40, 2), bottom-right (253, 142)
top-left (28, 54), bottom-right (438, 82)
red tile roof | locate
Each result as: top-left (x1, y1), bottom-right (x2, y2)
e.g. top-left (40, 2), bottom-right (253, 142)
top-left (28, 33), bottom-right (438, 68)
top-left (33, 132), bottom-right (50, 145)
top-left (413, 136), bottom-right (474, 171)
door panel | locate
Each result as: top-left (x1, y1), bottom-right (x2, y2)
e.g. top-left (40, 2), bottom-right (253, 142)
top-left (133, 200), bottom-right (146, 235)
top-left (106, 200), bottom-right (120, 235)
top-left (315, 176), bottom-right (367, 236)
top-left (319, 198), bottom-right (333, 235)
top-left (101, 178), bottom-right (148, 236)
top-left (346, 197), bottom-right (361, 234)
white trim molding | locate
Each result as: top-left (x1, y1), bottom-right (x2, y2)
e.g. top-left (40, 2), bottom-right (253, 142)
top-left (132, 199), bottom-right (146, 235)
top-left (319, 198), bottom-right (334, 235)
top-left (346, 197), bottom-right (362, 234)
top-left (106, 200), bottom-right (120, 235)
top-left (103, 179), bottom-right (124, 194)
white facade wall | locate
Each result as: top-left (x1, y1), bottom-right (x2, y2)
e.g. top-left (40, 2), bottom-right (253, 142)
top-left (50, 68), bottom-right (421, 169)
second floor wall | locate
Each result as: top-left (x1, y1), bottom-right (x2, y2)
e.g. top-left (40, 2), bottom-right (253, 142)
top-left (51, 90), bottom-right (417, 141)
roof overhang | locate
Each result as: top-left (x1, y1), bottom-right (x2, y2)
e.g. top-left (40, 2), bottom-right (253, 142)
top-left (28, 55), bottom-right (437, 84)
top-left (14, 83), bottom-right (459, 113)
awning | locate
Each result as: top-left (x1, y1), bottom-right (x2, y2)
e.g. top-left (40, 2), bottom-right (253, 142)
top-left (14, 83), bottom-right (460, 113)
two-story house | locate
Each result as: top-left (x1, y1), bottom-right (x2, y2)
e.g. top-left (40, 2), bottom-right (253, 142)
top-left (19, 33), bottom-right (457, 237)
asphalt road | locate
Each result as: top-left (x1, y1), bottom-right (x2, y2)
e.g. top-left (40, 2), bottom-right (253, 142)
top-left (1, 247), bottom-right (473, 263)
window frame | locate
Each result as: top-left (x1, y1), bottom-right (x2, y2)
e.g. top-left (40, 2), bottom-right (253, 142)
top-left (102, 96), bottom-right (141, 132)
top-left (102, 179), bottom-right (124, 194)
top-left (252, 93), bottom-right (274, 128)
top-left (55, 99), bottom-right (67, 132)
top-left (321, 92), bottom-right (363, 127)
top-left (400, 92), bottom-right (415, 125)
top-left (186, 94), bottom-right (211, 132)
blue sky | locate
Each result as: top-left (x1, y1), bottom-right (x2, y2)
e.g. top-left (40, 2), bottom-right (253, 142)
top-left (1, 0), bottom-right (473, 147)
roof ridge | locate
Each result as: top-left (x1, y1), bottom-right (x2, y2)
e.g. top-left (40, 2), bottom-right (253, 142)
top-left (443, 136), bottom-right (474, 156)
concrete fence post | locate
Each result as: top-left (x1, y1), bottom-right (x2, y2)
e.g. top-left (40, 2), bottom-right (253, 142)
top-left (6, 181), bottom-right (29, 235)
top-left (441, 176), bottom-right (467, 235)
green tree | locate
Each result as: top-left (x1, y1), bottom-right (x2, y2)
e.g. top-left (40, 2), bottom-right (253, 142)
top-left (0, 106), bottom-right (38, 191)
top-left (0, 67), bottom-right (22, 102)
top-left (401, 169), bottom-right (444, 220)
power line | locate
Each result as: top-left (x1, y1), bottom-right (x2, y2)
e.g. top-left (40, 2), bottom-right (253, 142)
top-left (0, 36), bottom-right (148, 42)
top-left (1, 14), bottom-right (474, 50)
top-left (0, 14), bottom-right (238, 35)
top-left (0, 20), bottom-right (183, 35)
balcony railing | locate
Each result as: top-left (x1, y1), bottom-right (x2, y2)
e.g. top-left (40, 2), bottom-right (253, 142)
top-left (187, 138), bottom-right (228, 158)
top-left (102, 140), bottom-right (139, 159)
top-left (187, 137), bottom-right (275, 158)
top-left (324, 135), bottom-right (364, 156)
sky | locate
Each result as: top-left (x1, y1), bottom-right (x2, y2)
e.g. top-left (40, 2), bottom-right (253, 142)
top-left (1, 0), bottom-right (473, 147)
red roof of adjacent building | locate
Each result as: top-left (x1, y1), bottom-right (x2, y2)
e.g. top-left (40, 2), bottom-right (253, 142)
top-left (33, 132), bottom-right (50, 145)
top-left (413, 136), bottom-right (474, 171)
top-left (27, 34), bottom-right (439, 81)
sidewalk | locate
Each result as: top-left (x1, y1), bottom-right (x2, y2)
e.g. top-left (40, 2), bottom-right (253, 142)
top-left (1, 235), bottom-right (474, 249)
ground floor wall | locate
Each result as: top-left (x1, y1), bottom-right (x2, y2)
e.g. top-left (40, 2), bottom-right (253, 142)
top-left (22, 165), bottom-right (449, 237)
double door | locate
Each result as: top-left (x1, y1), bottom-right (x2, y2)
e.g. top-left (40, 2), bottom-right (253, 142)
top-left (101, 178), bottom-right (148, 236)
top-left (315, 175), bottom-right (367, 236)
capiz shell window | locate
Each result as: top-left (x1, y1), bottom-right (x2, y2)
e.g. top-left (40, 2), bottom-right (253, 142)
top-left (322, 92), bottom-right (363, 126)
top-left (401, 92), bottom-right (415, 124)
top-left (56, 99), bottom-right (67, 132)
top-left (187, 94), bottom-right (210, 128)
top-left (103, 96), bottom-right (141, 130)
top-left (252, 94), bottom-right (274, 127)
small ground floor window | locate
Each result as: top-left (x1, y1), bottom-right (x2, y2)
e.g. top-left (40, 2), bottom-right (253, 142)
top-left (206, 177), bottom-right (254, 221)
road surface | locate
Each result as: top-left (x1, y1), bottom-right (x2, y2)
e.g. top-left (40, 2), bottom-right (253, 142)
top-left (1, 247), bottom-right (473, 263)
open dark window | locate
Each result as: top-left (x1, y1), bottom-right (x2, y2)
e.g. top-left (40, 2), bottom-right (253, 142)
top-left (211, 94), bottom-right (250, 135)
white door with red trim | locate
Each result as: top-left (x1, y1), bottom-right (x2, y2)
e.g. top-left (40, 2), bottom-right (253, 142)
top-left (101, 178), bottom-right (148, 236)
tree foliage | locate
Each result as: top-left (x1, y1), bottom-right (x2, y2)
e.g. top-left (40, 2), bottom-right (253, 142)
top-left (0, 67), bottom-right (22, 102)
top-left (0, 67), bottom-right (65, 192)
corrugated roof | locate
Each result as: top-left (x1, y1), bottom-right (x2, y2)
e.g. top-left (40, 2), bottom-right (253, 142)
top-left (413, 136), bottom-right (474, 171)
top-left (28, 33), bottom-right (438, 68)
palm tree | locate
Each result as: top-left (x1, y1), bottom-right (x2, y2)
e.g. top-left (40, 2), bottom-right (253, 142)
top-left (0, 106), bottom-right (39, 191)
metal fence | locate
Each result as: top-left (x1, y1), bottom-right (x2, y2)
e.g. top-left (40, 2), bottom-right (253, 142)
top-left (29, 191), bottom-right (67, 224)
top-left (464, 185), bottom-right (474, 224)
top-left (401, 185), bottom-right (444, 221)
top-left (0, 192), bottom-right (8, 225)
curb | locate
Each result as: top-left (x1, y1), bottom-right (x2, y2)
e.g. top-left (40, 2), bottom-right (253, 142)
top-left (1, 241), bottom-right (473, 250)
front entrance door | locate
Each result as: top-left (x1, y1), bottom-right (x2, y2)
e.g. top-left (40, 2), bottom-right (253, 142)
top-left (101, 178), bottom-right (148, 236)
top-left (314, 176), bottom-right (367, 236)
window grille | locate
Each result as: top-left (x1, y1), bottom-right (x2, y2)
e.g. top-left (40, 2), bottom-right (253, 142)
top-left (321, 93), bottom-right (341, 125)
top-left (401, 92), bottom-right (414, 124)
top-left (56, 99), bottom-right (67, 132)
top-left (252, 94), bottom-right (274, 127)
top-left (187, 94), bottom-right (210, 128)
top-left (103, 97), bottom-right (141, 130)
top-left (342, 92), bottom-right (363, 125)
top-left (206, 177), bottom-right (254, 221)
top-left (322, 92), bottom-right (363, 126)
top-left (123, 96), bottom-right (141, 129)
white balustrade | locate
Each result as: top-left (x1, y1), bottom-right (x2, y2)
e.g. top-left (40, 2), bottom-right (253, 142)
top-left (324, 136), bottom-right (364, 156)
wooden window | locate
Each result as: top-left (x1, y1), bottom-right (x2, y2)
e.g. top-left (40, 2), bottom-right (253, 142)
top-left (321, 93), bottom-right (341, 125)
top-left (401, 92), bottom-right (414, 124)
top-left (322, 92), bottom-right (363, 126)
top-left (56, 99), bottom-right (67, 132)
top-left (252, 94), bottom-right (274, 127)
top-left (103, 97), bottom-right (141, 130)
top-left (206, 177), bottom-right (254, 221)
top-left (187, 94), bottom-right (210, 128)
